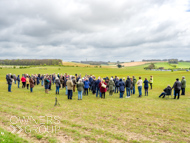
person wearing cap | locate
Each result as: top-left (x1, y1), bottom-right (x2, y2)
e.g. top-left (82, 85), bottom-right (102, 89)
top-left (159, 85), bottom-right (172, 98)
top-left (181, 76), bottom-right (186, 95)
top-left (172, 78), bottom-right (182, 99)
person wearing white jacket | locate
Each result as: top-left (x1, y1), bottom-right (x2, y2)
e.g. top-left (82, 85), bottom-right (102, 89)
top-left (137, 77), bottom-right (143, 97)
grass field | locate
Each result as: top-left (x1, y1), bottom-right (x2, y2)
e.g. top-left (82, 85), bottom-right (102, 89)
top-left (0, 64), bottom-right (190, 143)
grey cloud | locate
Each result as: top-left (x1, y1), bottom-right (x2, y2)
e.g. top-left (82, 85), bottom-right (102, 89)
top-left (0, 0), bottom-right (189, 61)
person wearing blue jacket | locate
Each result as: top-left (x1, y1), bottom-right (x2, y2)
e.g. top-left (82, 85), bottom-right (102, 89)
top-left (119, 78), bottom-right (125, 98)
top-left (88, 76), bottom-right (93, 91)
top-left (84, 79), bottom-right (90, 95)
top-left (95, 77), bottom-right (101, 97)
top-left (37, 76), bottom-right (40, 85)
top-left (144, 78), bottom-right (149, 96)
top-left (41, 74), bottom-right (44, 86)
top-left (17, 75), bottom-right (20, 88)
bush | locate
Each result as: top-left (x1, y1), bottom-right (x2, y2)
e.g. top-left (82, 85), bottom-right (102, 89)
top-left (13, 66), bottom-right (16, 69)
top-left (44, 64), bottom-right (46, 66)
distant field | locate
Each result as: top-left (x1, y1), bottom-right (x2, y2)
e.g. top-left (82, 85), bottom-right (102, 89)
top-left (0, 65), bottom-right (190, 143)
top-left (152, 62), bottom-right (190, 69)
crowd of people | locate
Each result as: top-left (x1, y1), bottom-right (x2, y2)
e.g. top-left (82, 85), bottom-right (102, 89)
top-left (5, 73), bottom-right (186, 100)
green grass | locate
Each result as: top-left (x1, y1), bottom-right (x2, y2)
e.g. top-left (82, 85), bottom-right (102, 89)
top-left (0, 65), bottom-right (190, 142)
top-left (152, 62), bottom-right (190, 69)
top-left (0, 127), bottom-right (28, 143)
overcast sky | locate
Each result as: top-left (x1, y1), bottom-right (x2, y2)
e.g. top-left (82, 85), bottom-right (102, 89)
top-left (0, 0), bottom-right (190, 61)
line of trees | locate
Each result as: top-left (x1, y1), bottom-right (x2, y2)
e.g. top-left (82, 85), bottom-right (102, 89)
top-left (0, 59), bottom-right (62, 65)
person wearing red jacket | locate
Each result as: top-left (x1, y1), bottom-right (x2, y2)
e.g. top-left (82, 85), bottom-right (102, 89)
top-left (99, 79), bottom-right (107, 99)
top-left (21, 75), bottom-right (26, 88)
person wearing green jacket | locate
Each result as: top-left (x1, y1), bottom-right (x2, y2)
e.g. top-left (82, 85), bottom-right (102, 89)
top-left (77, 79), bottom-right (84, 100)
top-left (149, 76), bottom-right (153, 89)
top-left (181, 76), bottom-right (186, 95)
top-left (133, 76), bottom-right (137, 94)
top-left (108, 78), bottom-right (115, 96)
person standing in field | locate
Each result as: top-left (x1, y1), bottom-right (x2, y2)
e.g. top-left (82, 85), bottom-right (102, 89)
top-left (65, 76), bottom-right (68, 95)
top-left (77, 79), bottom-right (84, 100)
top-left (29, 77), bottom-right (34, 93)
top-left (84, 78), bottom-right (90, 95)
top-left (149, 76), bottom-right (153, 89)
top-left (60, 74), bottom-right (63, 89)
top-left (13, 74), bottom-right (17, 84)
top-left (21, 75), bottom-right (26, 88)
top-left (125, 76), bottom-right (132, 98)
top-left (172, 78), bottom-right (182, 99)
top-left (95, 77), bottom-right (101, 97)
top-left (143, 78), bottom-right (149, 96)
top-left (66, 77), bottom-right (73, 100)
top-left (48, 75), bottom-right (52, 90)
top-left (44, 75), bottom-right (50, 94)
top-left (108, 78), bottom-right (115, 96)
top-left (119, 78), bottom-right (125, 98)
top-left (72, 76), bottom-right (77, 92)
top-left (130, 78), bottom-right (133, 95)
top-left (115, 77), bottom-right (120, 93)
top-left (17, 75), bottom-right (20, 88)
top-left (55, 76), bottom-right (60, 94)
top-left (122, 77), bottom-right (126, 94)
top-left (91, 77), bottom-right (96, 95)
top-left (7, 74), bottom-right (12, 92)
top-left (133, 76), bottom-right (137, 94)
top-left (41, 74), bottom-right (44, 86)
top-left (99, 79), bottom-right (107, 99)
top-left (137, 77), bottom-right (143, 97)
top-left (181, 76), bottom-right (186, 95)
top-left (26, 75), bottom-right (30, 90)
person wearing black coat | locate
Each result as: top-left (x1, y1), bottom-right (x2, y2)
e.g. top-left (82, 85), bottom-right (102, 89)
top-left (17, 75), bottom-right (20, 88)
top-left (125, 76), bottom-right (132, 98)
top-left (159, 85), bottom-right (172, 98)
top-left (119, 79), bottom-right (125, 98)
top-left (95, 77), bottom-right (101, 97)
top-left (6, 74), bottom-right (9, 84)
top-left (7, 74), bottom-right (12, 92)
top-left (172, 78), bottom-right (182, 99)
top-left (115, 78), bottom-right (119, 93)
top-left (91, 78), bottom-right (96, 94)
